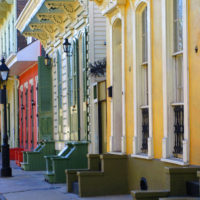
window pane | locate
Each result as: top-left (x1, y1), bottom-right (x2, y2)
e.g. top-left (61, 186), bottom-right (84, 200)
top-left (173, 0), bottom-right (183, 52)
top-left (175, 55), bottom-right (183, 102)
top-left (142, 7), bottom-right (148, 63)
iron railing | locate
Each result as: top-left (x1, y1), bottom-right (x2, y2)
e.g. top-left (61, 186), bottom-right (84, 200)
top-left (141, 108), bottom-right (149, 153)
top-left (173, 105), bottom-right (184, 156)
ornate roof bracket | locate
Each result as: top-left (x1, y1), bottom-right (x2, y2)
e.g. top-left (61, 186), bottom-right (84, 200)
top-left (23, 31), bottom-right (49, 47)
top-left (29, 23), bottom-right (57, 40)
top-left (36, 13), bottom-right (66, 32)
top-left (44, 1), bottom-right (78, 21)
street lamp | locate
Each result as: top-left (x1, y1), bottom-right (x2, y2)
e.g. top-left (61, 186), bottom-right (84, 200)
top-left (0, 57), bottom-right (12, 177)
top-left (44, 54), bottom-right (51, 66)
top-left (63, 38), bottom-right (72, 57)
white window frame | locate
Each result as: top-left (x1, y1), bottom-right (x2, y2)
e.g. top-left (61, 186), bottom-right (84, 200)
top-left (162, 0), bottom-right (189, 165)
top-left (132, 0), bottom-right (153, 159)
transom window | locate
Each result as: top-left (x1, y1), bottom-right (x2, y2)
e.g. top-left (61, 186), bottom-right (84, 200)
top-left (173, 0), bottom-right (183, 53)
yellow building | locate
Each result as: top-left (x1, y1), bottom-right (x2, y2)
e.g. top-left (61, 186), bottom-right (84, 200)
top-left (70, 0), bottom-right (200, 197)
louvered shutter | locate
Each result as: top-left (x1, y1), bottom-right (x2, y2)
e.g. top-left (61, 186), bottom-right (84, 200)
top-left (38, 56), bottom-right (53, 141)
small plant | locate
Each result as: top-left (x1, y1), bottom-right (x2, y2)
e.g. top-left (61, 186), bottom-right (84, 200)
top-left (89, 58), bottom-right (106, 77)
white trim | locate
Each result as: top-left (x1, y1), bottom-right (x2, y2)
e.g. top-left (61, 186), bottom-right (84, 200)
top-left (132, 0), bottom-right (153, 157)
top-left (131, 154), bottom-right (153, 160)
top-left (161, 158), bottom-right (189, 166)
top-left (24, 82), bottom-right (28, 89)
top-left (29, 78), bottom-right (34, 86)
top-left (20, 85), bottom-right (23, 91)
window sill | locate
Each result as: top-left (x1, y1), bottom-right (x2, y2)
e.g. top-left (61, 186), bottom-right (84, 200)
top-left (131, 154), bottom-right (153, 160)
top-left (140, 105), bottom-right (149, 109)
top-left (172, 51), bottom-right (183, 57)
top-left (161, 158), bottom-right (189, 166)
top-left (109, 152), bottom-right (126, 155)
top-left (171, 102), bottom-right (184, 107)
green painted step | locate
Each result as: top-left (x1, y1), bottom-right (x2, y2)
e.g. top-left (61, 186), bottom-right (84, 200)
top-left (21, 141), bottom-right (55, 171)
top-left (73, 154), bottom-right (129, 197)
top-left (66, 154), bottom-right (101, 193)
top-left (44, 141), bottom-right (88, 183)
top-left (44, 144), bottom-right (72, 174)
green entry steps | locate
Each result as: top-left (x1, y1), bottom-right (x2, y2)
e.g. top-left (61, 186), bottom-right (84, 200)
top-left (21, 141), bottom-right (55, 171)
top-left (44, 141), bottom-right (88, 183)
top-left (66, 154), bottom-right (129, 197)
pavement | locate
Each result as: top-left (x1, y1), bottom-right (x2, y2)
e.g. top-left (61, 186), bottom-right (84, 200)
top-left (0, 153), bottom-right (132, 200)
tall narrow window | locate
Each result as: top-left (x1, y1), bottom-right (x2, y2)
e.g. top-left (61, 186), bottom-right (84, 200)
top-left (141, 7), bottom-right (149, 154)
top-left (172, 0), bottom-right (184, 157)
top-left (134, 4), bottom-right (151, 157)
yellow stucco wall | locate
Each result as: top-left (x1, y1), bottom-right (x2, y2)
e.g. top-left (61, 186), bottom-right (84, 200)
top-left (151, 0), bottom-right (163, 159)
top-left (188, 0), bottom-right (200, 165)
top-left (105, 0), bottom-right (200, 165)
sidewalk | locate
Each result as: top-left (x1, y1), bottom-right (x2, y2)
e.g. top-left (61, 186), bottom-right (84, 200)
top-left (0, 153), bottom-right (132, 200)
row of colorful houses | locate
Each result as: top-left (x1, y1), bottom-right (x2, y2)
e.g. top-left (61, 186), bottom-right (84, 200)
top-left (1, 0), bottom-right (200, 199)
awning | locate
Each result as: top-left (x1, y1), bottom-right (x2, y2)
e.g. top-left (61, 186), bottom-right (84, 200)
top-left (6, 40), bottom-right (41, 76)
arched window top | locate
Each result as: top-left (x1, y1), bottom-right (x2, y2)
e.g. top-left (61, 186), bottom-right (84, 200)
top-left (135, 0), bottom-right (148, 12)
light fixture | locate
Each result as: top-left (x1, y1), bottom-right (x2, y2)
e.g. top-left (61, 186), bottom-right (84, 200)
top-left (63, 38), bottom-right (72, 56)
top-left (44, 54), bottom-right (51, 66)
top-left (0, 58), bottom-right (9, 81)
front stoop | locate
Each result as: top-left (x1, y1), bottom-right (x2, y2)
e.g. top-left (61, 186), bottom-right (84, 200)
top-left (165, 167), bottom-right (200, 197)
top-left (44, 141), bottom-right (88, 183)
top-left (131, 167), bottom-right (200, 200)
top-left (21, 141), bottom-right (55, 171)
top-left (66, 153), bottom-right (129, 197)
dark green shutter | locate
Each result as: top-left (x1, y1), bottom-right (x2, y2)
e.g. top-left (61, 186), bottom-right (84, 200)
top-left (38, 56), bottom-right (53, 141)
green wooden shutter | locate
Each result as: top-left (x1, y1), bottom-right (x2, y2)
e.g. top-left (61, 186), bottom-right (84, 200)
top-left (38, 56), bottom-right (53, 141)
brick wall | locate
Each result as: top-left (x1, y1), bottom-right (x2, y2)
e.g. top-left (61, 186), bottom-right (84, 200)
top-left (17, 0), bottom-right (28, 51)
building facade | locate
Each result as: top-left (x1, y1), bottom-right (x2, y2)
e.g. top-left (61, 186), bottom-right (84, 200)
top-left (16, 0), bottom-right (107, 155)
top-left (0, 0), bottom-right (40, 160)
top-left (91, 0), bottom-right (200, 193)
